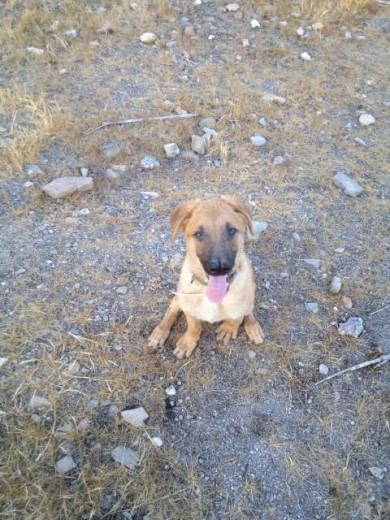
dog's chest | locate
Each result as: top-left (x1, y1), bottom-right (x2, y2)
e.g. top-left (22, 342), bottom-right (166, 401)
top-left (179, 294), bottom-right (236, 323)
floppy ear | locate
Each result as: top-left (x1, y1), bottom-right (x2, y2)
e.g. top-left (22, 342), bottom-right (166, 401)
top-left (170, 200), bottom-right (200, 240)
top-left (221, 195), bottom-right (254, 234)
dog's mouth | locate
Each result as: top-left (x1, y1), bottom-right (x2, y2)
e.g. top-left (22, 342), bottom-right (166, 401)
top-left (206, 274), bottom-right (230, 303)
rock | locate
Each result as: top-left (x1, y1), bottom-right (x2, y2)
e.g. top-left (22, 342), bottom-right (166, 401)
top-left (262, 93), bottom-right (286, 104)
top-left (165, 385), bottom-right (177, 396)
top-left (296, 27), bottom-right (304, 36)
top-left (140, 32), bottom-right (157, 44)
top-left (251, 133), bottom-right (266, 147)
top-left (258, 367), bottom-right (268, 375)
top-left (319, 364), bottom-right (329, 376)
top-left (0, 357), bottom-right (8, 368)
top-left (242, 38), bottom-right (250, 47)
top-left (334, 247), bottom-right (345, 253)
top-left (191, 135), bottom-right (206, 155)
top-left (79, 208), bottom-right (90, 216)
top-left (164, 143), bottom-right (180, 158)
top-left (181, 151), bottom-right (200, 161)
top-left (29, 395), bottom-right (51, 409)
top-left (105, 168), bottom-right (122, 181)
top-left (80, 167), bottom-right (89, 177)
top-left (151, 436), bottom-right (163, 447)
top-left (279, 21), bottom-right (287, 27)
top-left (248, 350), bottom-right (256, 359)
top-left (369, 467), bottom-right (385, 479)
top-left (341, 296), bottom-right (353, 310)
top-left (141, 191), bottom-right (159, 198)
top-left (247, 221), bottom-right (268, 241)
top-left (23, 181), bottom-right (34, 188)
top-left (303, 258), bottom-right (321, 269)
top-left (330, 276), bottom-right (342, 294)
top-left (116, 286), bottom-right (128, 295)
top-left (77, 418), bottom-right (92, 432)
top-left (111, 446), bottom-right (139, 470)
top-left (305, 302), bottom-right (319, 313)
top-left (140, 156), bottom-right (159, 169)
top-left (68, 361), bottom-right (80, 374)
top-left (225, 3), bottom-right (240, 11)
top-left (102, 140), bottom-right (121, 157)
top-left (42, 177), bottom-right (94, 199)
top-left (87, 398), bottom-right (99, 410)
top-left (251, 19), bottom-right (260, 29)
top-left (333, 172), bottom-right (363, 197)
top-left (26, 47), bottom-right (45, 55)
top-left (25, 164), bottom-right (44, 177)
top-left (338, 317), bottom-right (363, 338)
top-left (169, 252), bottom-right (183, 269)
top-left (55, 455), bottom-right (77, 474)
top-left (273, 155), bottom-right (284, 165)
top-left (300, 52), bottom-right (312, 61)
top-left (293, 232), bottom-right (301, 241)
top-left (199, 117), bottom-right (217, 128)
top-left (259, 117), bottom-right (267, 126)
top-left (15, 268), bottom-right (26, 275)
top-left (183, 25), bottom-right (195, 38)
top-left (194, 0), bottom-right (202, 5)
top-left (359, 113), bottom-right (375, 126)
top-left (55, 424), bottom-right (74, 440)
top-left (354, 137), bottom-right (367, 147)
top-left (121, 407), bottom-right (149, 427)
top-left (64, 29), bottom-right (80, 38)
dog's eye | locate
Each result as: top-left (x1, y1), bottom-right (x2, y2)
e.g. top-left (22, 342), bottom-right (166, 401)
top-left (194, 230), bottom-right (204, 240)
top-left (227, 227), bottom-right (237, 237)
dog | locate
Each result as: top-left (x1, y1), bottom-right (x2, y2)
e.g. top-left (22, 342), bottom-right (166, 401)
top-left (148, 196), bottom-right (264, 358)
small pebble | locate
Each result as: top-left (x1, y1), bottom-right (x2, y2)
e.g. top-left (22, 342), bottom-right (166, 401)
top-left (164, 143), bottom-right (180, 158)
top-left (191, 135), bottom-right (206, 155)
top-left (303, 258), bottom-right (321, 269)
top-left (111, 446), bottom-right (139, 470)
top-left (121, 407), bottom-right (149, 427)
top-left (242, 39), bottom-right (250, 47)
top-left (64, 29), bottom-right (80, 38)
top-left (225, 3), bottom-right (240, 12)
top-left (165, 385), bottom-right (177, 396)
top-left (29, 395), bottom-right (51, 409)
top-left (300, 52), bottom-right (312, 61)
top-left (338, 317), bottom-right (363, 338)
top-left (333, 172), bottom-right (364, 197)
top-left (262, 93), bottom-right (286, 104)
top-left (25, 164), bottom-right (44, 177)
top-left (319, 364), bottom-right (329, 376)
top-left (251, 133), bottom-right (267, 147)
top-left (26, 47), bottom-right (45, 55)
top-left (0, 357), bottom-right (8, 368)
top-left (55, 455), bottom-right (77, 474)
top-left (251, 19), bottom-right (260, 29)
top-left (341, 296), bottom-right (353, 310)
top-left (151, 436), bottom-right (163, 447)
top-left (140, 156), bottom-right (159, 169)
top-left (259, 117), bottom-right (267, 126)
top-left (359, 113), bottom-right (375, 126)
top-left (80, 208), bottom-right (90, 216)
top-left (330, 276), bottom-right (342, 294)
top-left (369, 467), bottom-right (385, 479)
top-left (273, 155), bottom-right (284, 165)
top-left (116, 286), bottom-right (128, 295)
top-left (305, 302), bottom-right (319, 313)
top-left (139, 32), bottom-right (157, 44)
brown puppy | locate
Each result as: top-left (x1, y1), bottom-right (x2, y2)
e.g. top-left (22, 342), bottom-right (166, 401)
top-left (148, 196), bottom-right (264, 358)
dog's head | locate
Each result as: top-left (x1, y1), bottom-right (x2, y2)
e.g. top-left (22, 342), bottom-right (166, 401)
top-left (170, 196), bottom-right (253, 279)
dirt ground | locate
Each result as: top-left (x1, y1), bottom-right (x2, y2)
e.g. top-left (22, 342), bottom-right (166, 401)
top-left (0, 1), bottom-right (389, 519)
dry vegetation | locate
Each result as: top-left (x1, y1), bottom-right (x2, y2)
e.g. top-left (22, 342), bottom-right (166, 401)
top-left (0, 0), bottom-right (389, 519)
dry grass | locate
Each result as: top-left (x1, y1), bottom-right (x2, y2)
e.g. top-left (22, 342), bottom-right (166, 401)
top-left (300, 0), bottom-right (376, 21)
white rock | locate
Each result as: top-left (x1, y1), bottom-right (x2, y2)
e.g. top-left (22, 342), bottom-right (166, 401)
top-left (251, 19), bottom-right (260, 29)
top-left (0, 358), bottom-right (8, 368)
top-left (225, 3), bottom-right (240, 11)
top-left (116, 286), bottom-right (128, 295)
top-left (251, 133), bottom-right (266, 147)
top-left (165, 385), bottom-right (177, 396)
top-left (259, 117), bottom-right (267, 126)
top-left (80, 167), bottom-right (89, 177)
top-left (242, 39), bottom-right (250, 47)
top-left (23, 181), bottom-right (34, 188)
top-left (141, 191), bottom-right (159, 198)
top-left (338, 317), bottom-right (363, 338)
top-left (121, 407), bottom-right (149, 427)
top-left (330, 276), bottom-right (342, 294)
top-left (305, 302), bottom-right (319, 313)
top-left (42, 177), bottom-right (94, 199)
top-left (194, 0), bottom-right (202, 5)
top-left (296, 27), bottom-right (304, 36)
top-left (319, 364), bottom-right (329, 376)
top-left (141, 156), bottom-right (160, 169)
top-left (25, 164), bottom-right (44, 177)
top-left (247, 221), bottom-right (268, 241)
top-left (29, 395), bottom-right (51, 409)
top-left (164, 143), bottom-right (180, 158)
top-left (105, 168), bottom-right (122, 181)
top-left (345, 31), bottom-right (352, 39)
top-left (191, 135), bottom-right (206, 155)
top-left (26, 47), bottom-right (45, 55)
top-left (140, 32), bottom-right (157, 44)
top-left (79, 208), bottom-right (90, 215)
top-left (301, 52), bottom-right (312, 61)
top-left (262, 93), bottom-right (286, 104)
top-left (333, 172), bottom-right (363, 197)
top-left (111, 446), bottom-right (139, 469)
top-left (369, 467), bottom-right (385, 479)
top-left (359, 113), bottom-right (375, 126)
top-left (151, 436), bottom-right (163, 447)
top-left (335, 247), bottom-right (345, 253)
top-left (279, 21), bottom-right (287, 27)
top-left (64, 29), bottom-right (80, 38)
top-left (273, 155), bottom-right (284, 165)
top-left (68, 360), bottom-right (80, 374)
top-left (55, 455), bottom-right (77, 474)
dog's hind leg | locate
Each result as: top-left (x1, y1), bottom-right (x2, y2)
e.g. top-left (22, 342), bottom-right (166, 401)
top-left (174, 314), bottom-right (202, 359)
top-left (148, 296), bottom-right (181, 348)
top-left (243, 313), bottom-right (264, 344)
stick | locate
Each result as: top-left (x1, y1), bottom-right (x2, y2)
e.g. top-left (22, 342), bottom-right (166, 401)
top-left (370, 305), bottom-right (389, 316)
top-left (87, 112), bottom-right (198, 134)
top-left (315, 353), bottom-right (390, 385)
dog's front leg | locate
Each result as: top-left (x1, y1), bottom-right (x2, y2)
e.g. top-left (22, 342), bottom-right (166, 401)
top-left (174, 313), bottom-right (202, 359)
top-left (216, 318), bottom-right (244, 345)
top-left (243, 313), bottom-right (264, 344)
top-left (148, 296), bottom-right (181, 348)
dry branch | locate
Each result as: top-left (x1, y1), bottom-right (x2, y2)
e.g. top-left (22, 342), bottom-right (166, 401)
top-left (87, 112), bottom-right (198, 134)
top-left (315, 353), bottom-right (390, 385)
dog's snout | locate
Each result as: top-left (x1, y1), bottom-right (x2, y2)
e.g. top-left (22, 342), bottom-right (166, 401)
top-left (206, 253), bottom-right (234, 276)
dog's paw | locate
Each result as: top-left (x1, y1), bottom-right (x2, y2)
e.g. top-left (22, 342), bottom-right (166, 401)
top-left (244, 319), bottom-right (264, 344)
top-left (216, 321), bottom-right (240, 345)
top-left (148, 326), bottom-right (169, 348)
top-left (174, 334), bottom-right (198, 359)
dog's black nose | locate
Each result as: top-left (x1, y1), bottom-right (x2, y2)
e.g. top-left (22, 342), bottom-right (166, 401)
top-left (207, 255), bottom-right (233, 276)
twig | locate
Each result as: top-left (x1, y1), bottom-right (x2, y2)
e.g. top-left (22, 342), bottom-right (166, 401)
top-left (87, 112), bottom-right (198, 134)
top-left (370, 305), bottom-right (389, 316)
top-left (315, 353), bottom-right (390, 385)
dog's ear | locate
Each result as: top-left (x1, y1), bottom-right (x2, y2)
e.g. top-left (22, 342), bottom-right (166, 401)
top-left (221, 196), bottom-right (254, 234)
top-left (170, 200), bottom-right (200, 240)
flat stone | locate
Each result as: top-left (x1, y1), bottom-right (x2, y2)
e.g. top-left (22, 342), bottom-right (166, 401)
top-left (251, 133), bottom-right (266, 147)
top-left (64, 29), bottom-right (80, 38)
top-left (111, 446), bottom-right (139, 470)
top-left (342, 296), bottom-right (353, 310)
top-left (199, 116), bottom-right (217, 128)
top-left (330, 276), bottom-right (342, 294)
top-left (303, 258), bottom-right (321, 269)
top-left (25, 164), bottom-right (44, 177)
top-left (225, 3), bottom-right (240, 11)
top-left (140, 156), bottom-right (159, 169)
top-left (165, 385), bottom-right (177, 396)
top-left (42, 177), bottom-right (94, 199)
top-left (359, 113), bottom-right (375, 126)
top-left (29, 395), bottom-right (51, 409)
top-left (262, 93), bottom-right (286, 104)
top-left (116, 286), bottom-right (128, 295)
top-left (55, 455), bottom-right (77, 474)
top-left (105, 168), bottom-right (122, 181)
top-left (338, 317), bottom-right (363, 338)
top-left (164, 143), bottom-right (180, 158)
top-left (121, 407), bottom-right (149, 427)
top-left (305, 302), bottom-right (319, 313)
top-left (191, 135), bottom-right (206, 155)
top-left (247, 220), bottom-right (268, 241)
top-left (319, 364), bottom-right (329, 376)
top-left (139, 32), bottom-right (157, 43)
top-left (369, 467), bottom-right (385, 479)
top-left (333, 172), bottom-right (363, 197)
top-left (273, 155), bottom-right (284, 165)
top-left (77, 418), bottom-right (92, 432)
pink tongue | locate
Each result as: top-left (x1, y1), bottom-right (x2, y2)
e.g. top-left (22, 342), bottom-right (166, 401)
top-left (206, 275), bottom-right (228, 303)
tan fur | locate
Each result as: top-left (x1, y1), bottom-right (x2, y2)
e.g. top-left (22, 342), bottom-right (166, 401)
top-left (148, 197), bottom-right (264, 358)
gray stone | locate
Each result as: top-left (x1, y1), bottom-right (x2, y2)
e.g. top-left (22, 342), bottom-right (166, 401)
top-left (26, 47), bottom-right (45, 55)
top-left (111, 446), bottom-right (139, 469)
top-left (247, 220), bottom-right (268, 241)
top-left (330, 276), bottom-right (342, 294)
top-left (77, 418), bottom-right (92, 432)
top-left (79, 208), bottom-right (90, 216)
top-left (303, 258), bottom-right (321, 269)
top-left (293, 232), bottom-right (301, 241)
top-left (151, 436), bottom-right (163, 447)
top-left (319, 364), bottom-right (329, 376)
top-left (105, 168), bottom-right (122, 181)
top-left (25, 164), bottom-right (44, 177)
top-left (64, 29), bottom-right (80, 38)
top-left (55, 455), bottom-right (77, 474)
top-left (42, 177), bottom-right (94, 199)
top-left (116, 286), bottom-right (128, 295)
top-left (29, 395), bottom-right (50, 409)
top-left (305, 302), bottom-right (319, 313)
top-left (23, 181), bottom-right (34, 187)
top-left (333, 172), bottom-right (363, 197)
top-left (121, 407), bottom-right (149, 427)
top-left (226, 3), bottom-right (240, 11)
top-left (199, 117), bottom-right (217, 128)
top-left (164, 143), bottom-right (180, 158)
top-left (165, 385), bottom-right (177, 396)
top-left (251, 133), bottom-right (266, 147)
top-left (139, 32), bottom-right (157, 43)
top-left (102, 140), bottom-right (121, 158)
top-left (354, 137), bottom-right (367, 147)
top-left (262, 93), bottom-right (286, 104)
top-left (369, 467), bottom-right (384, 479)
top-left (140, 156), bottom-right (159, 169)
top-left (338, 317), bottom-right (363, 338)
top-left (342, 296), bottom-right (353, 310)
top-left (191, 135), bottom-right (206, 155)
